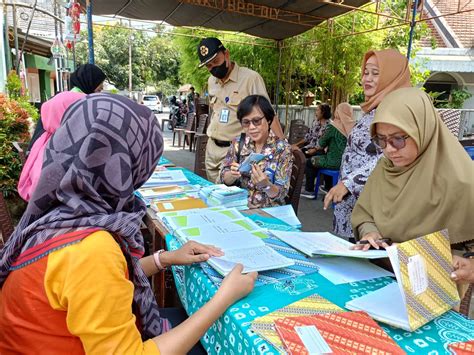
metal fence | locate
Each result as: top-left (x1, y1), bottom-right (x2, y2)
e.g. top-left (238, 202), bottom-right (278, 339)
top-left (277, 105), bottom-right (474, 139)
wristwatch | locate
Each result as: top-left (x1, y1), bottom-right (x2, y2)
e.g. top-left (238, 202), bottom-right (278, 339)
top-left (263, 184), bottom-right (272, 192)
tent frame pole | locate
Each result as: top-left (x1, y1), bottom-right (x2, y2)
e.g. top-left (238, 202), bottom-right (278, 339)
top-left (86, 0), bottom-right (95, 64)
top-left (274, 40), bottom-right (282, 116)
top-left (407, 0), bottom-right (419, 60)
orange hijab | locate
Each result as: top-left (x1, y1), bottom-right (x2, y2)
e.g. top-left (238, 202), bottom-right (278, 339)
top-left (332, 103), bottom-right (354, 137)
top-left (360, 49), bottom-right (411, 113)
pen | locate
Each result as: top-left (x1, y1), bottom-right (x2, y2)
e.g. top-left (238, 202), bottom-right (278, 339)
top-left (357, 238), bottom-right (392, 245)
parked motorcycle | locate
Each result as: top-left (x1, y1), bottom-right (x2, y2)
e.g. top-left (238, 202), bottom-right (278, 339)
top-left (167, 96), bottom-right (187, 130)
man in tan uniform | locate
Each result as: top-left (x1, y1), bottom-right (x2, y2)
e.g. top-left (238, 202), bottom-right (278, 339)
top-left (198, 37), bottom-right (284, 182)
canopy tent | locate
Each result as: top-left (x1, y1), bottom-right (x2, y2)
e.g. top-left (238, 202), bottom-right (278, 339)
top-left (78, 0), bottom-right (371, 40)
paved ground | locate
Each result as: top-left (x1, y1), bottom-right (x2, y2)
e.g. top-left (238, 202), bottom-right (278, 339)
top-left (155, 112), bottom-right (334, 232)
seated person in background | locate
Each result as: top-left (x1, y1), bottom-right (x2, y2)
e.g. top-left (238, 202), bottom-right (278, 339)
top-left (352, 88), bottom-right (473, 251)
top-left (292, 103), bottom-right (331, 157)
top-left (301, 103), bottom-right (352, 197)
top-left (331, 102), bottom-right (355, 138)
top-left (219, 95), bottom-right (293, 209)
top-left (0, 94), bottom-right (257, 354)
top-left (18, 63), bottom-right (106, 201)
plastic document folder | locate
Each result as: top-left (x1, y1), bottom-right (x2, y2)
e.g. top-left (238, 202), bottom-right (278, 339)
top-left (271, 231), bottom-right (388, 259)
top-left (143, 170), bottom-right (189, 187)
top-left (262, 204), bottom-right (302, 228)
top-left (157, 206), bottom-right (225, 221)
top-left (346, 229), bottom-right (460, 331)
top-left (239, 153), bottom-right (266, 173)
top-left (274, 311), bottom-right (404, 355)
top-left (449, 340), bottom-right (474, 355)
top-left (174, 218), bottom-right (294, 276)
top-left (162, 208), bottom-right (244, 232)
top-left (251, 294), bottom-right (342, 353)
top-left (151, 197), bottom-right (207, 212)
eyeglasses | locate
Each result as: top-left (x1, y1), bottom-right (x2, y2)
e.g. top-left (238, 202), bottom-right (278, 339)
top-left (371, 135), bottom-right (410, 149)
top-left (241, 116), bottom-right (265, 128)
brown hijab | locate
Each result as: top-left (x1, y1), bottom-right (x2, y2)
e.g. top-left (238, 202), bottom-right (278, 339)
top-left (352, 88), bottom-right (474, 244)
top-left (332, 103), bottom-right (354, 137)
top-left (360, 49), bottom-right (411, 113)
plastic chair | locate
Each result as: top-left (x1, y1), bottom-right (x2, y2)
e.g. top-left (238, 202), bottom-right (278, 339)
top-left (193, 135), bottom-right (209, 179)
top-left (0, 193), bottom-right (15, 246)
top-left (172, 113), bottom-right (195, 147)
top-left (464, 146), bottom-right (474, 160)
top-left (314, 169), bottom-right (339, 204)
top-left (285, 148), bottom-right (305, 214)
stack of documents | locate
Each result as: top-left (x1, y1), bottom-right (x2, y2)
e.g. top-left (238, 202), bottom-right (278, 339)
top-left (270, 231), bottom-right (388, 259)
top-left (251, 294), bottom-right (342, 353)
top-left (137, 184), bottom-right (200, 201)
top-left (169, 208), bottom-right (294, 275)
top-left (199, 184), bottom-right (248, 209)
top-left (142, 170), bottom-right (189, 188)
top-left (346, 229), bottom-right (459, 331)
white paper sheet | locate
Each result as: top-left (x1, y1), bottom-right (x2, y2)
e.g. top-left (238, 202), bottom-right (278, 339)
top-left (345, 282), bottom-right (410, 330)
top-left (208, 245), bottom-right (294, 275)
top-left (262, 205), bottom-right (302, 227)
top-left (271, 231), bottom-right (388, 259)
top-left (311, 257), bottom-right (394, 285)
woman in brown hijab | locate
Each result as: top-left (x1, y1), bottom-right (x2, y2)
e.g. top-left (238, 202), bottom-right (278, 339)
top-left (323, 49), bottom-right (411, 239)
top-left (352, 87), bottom-right (474, 249)
top-left (332, 103), bottom-right (355, 138)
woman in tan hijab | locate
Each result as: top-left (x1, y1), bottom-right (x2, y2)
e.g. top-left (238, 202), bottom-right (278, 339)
top-left (323, 49), bottom-right (411, 239)
top-left (352, 87), bottom-right (474, 249)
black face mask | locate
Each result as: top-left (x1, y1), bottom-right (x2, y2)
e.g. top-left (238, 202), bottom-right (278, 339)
top-left (210, 60), bottom-right (228, 79)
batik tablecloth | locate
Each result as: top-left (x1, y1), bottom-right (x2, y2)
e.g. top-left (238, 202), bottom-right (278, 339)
top-left (160, 163), bottom-right (474, 354)
top-left (166, 222), bottom-right (474, 355)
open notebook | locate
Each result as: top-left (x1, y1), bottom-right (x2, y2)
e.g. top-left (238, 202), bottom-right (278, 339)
top-left (346, 230), bottom-right (460, 331)
top-left (172, 211), bottom-right (294, 276)
top-left (271, 230), bottom-right (388, 259)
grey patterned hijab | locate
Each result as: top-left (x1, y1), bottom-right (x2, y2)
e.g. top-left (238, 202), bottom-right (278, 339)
top-left (0, 93), bottom-right (166, 338)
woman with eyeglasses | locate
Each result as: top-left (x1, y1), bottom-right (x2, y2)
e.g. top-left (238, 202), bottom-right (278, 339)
top-left (219, 95), bottom-right (293, 209)
top-left (352, 87), bottom-right (473, 250)
top-left (323, 49), bottom-right (411, 240)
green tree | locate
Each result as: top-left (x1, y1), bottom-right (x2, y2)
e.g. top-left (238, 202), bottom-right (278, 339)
top-left (172, 28), bottom-right (279, 97)
top-left (75, 24), bottom-right (180, 92)
top-left (173, 1), bottom-right (431, 107)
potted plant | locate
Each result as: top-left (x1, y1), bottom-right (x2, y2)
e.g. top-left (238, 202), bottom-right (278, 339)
top-left (0, 71), bottom-right (39, 224)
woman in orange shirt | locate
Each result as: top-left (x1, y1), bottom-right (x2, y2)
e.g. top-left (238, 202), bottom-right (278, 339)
top-left (0, 93), bottom-right (256, 354)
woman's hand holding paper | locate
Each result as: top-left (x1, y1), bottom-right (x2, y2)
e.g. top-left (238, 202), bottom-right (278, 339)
top-left (217, 264), bottom-right (258, 307)
top-left (161, 241), bottom-right (224, 267)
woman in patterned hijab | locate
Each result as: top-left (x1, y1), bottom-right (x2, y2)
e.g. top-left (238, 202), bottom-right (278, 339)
top-left (0, 94), bottom-right (256, 353)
